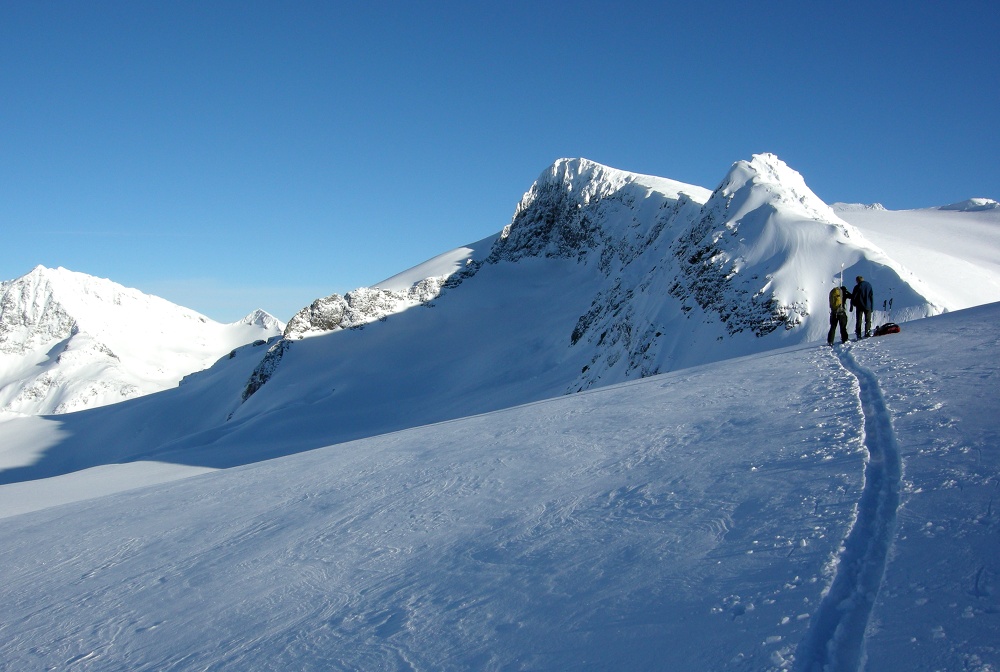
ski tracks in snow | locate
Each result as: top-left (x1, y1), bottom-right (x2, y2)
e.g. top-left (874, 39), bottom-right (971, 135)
top-left (795, 344), bottom-right (902, 672)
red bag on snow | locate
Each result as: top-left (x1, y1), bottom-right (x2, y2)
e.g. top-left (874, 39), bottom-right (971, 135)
top-left (873, 323), bottom-right (901, 336)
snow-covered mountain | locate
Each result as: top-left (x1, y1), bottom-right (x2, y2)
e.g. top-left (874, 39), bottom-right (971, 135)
top-left (0, 154), bottom-right (998, 670)
top-left (0, 266), bottom-right (283, 415)
top-left (242, 153), bottom-right (954, 412)
top-left (2, 155), bottom-right (997, 467)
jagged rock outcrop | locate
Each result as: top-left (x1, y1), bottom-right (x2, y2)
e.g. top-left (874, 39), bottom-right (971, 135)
top-left (242, 338), bottom-right (292, 401)
top-left (282, 278), bottom-right (446, 340)
top-left (241, 278), bottom-right (448, 402)
top-left (667, 154), bottom-right (834, 337)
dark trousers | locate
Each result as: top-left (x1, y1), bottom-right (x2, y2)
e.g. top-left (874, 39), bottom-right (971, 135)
top-left (828, 311), bottom-right (848, 344)
top-left (855, 309), bottom-right (872, 337)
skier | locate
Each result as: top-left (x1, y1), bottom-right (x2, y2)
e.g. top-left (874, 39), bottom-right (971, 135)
top-left (827, 283), bottom-right (850, 345)
top-left (850, 275), bottom-right (874, 339)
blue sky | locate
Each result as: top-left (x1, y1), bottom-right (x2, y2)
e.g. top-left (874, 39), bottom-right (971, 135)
top-left (2, 1), bottom-right (997, 322)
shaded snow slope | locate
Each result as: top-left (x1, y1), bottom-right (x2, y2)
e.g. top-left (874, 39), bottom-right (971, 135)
top-left (0, 303), bottom-right (996, 671)
top-left (834, 202), bottom-right (1000, 310)
top-left (0, 266), bottom-right (283, 414)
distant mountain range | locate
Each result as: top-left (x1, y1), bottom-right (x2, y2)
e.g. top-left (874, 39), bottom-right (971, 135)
top-left (0, 266), bottom-right (283, 415)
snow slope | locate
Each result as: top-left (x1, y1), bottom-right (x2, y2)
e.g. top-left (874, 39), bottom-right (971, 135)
top-left (0, 266), bottom-right (283, 414)
top-left (0, 154), bottom-right (998, 669)
top-left (0, 304), bottom-right (996, 671)
top-left (834, 201), bottom-right (1000, 310)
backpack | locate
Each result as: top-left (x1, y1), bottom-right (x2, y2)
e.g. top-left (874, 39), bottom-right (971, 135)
top-left (829, 287), bottom-right (845, 312)
top-left (874, 323), bottom-right (901, 336)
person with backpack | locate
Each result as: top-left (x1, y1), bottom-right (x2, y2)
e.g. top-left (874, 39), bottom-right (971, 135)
top-left (850, 275), bottom-right (874, 339)
top-left (827, 283), bottom-right (850, 345)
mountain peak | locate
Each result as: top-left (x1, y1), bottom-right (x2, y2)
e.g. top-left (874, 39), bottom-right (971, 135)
top-left (0, 266), bottom-right (282, 414)
top-left (236, 309), bottom-right (285, 332)
top-left (529, 158), bottom-right (709, 207)
top-left (519, 158), bottom-right (639, 213)
top-left (716, 153), bottom-right (839, 223)
top-left (488, 157), bottom-right (710, 265)
top-left (939, 198), bottom-right (999, 212)
top-left (831, 202), bottom-right (888, 212)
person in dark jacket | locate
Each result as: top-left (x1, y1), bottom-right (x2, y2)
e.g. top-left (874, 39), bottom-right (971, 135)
top-left (850, 275), bottom-right (874, 339)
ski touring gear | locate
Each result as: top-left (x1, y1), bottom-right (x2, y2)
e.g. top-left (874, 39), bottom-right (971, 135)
top-left (873, 323), bottom-right (901, 336)
top-left (872, 299), bottom-right (900, 336)
top-left (828, 285), bottom-right (850, 344)
top-left (829, 286), bottom-right (847, 313)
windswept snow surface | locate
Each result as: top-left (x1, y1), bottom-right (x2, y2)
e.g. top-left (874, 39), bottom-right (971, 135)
top-left (0, 304), bottom-right (998, 671)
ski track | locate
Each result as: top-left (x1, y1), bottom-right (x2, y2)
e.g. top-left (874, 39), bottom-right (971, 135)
top-left (795, 343), bottom-right (902, 672)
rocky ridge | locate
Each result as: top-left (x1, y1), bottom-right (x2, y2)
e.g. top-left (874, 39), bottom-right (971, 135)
top-left (241, 154), bottom-right (940, 401)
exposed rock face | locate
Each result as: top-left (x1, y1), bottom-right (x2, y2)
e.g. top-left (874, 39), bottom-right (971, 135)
top-left (0, 267), bottom-right (78, 355)
top-left (282, 279), bottom-right (446, 341)
top-left (482, 155), bottom-right (832, 386)
top-left (241, 279), bottom-right (449, 401)
top-left (665, 154), bottom-right (849, 338)
top-left (242, 338), bottom-right (292, 401)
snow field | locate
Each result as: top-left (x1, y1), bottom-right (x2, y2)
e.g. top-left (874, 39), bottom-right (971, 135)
top-left (835, 205), bottom-right (1000, 311)
top-left (0, 304), bottom-right (997, 670)
top-left (0, 336), bottom-right (874, 671)
top-left (0, 155), bottom-right (998, 670)
top-left (794, 344), bottom-right (902, 672)
top-left (847, 307), bottom-right (1000, 671)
